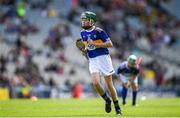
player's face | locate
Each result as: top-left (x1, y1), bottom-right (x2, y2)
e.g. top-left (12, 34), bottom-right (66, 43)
top-left (128, 60), bottom-right (136, 68)
top-left (81, 18), bottom-right (94, 29)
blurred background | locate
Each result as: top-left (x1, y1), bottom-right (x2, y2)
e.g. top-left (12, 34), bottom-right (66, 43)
top-left (0, 0), bottom-right (180, 100)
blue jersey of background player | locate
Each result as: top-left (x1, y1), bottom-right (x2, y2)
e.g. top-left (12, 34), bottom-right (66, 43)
top-left (116, 55), bottom-right (140, 106)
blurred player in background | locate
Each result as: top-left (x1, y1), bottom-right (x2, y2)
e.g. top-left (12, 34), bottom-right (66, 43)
top-left (116, 55), bottom-right (141, 106)
top-left (79, 11), bottom-right (122, 115)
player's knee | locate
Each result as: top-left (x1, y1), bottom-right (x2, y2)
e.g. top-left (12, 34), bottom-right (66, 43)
top-left (92, 78), bottom-right (100, 86)
top-left (123, 83), bottom-right (128, 88)
top-left (132, 84), bottom-right (138, 91)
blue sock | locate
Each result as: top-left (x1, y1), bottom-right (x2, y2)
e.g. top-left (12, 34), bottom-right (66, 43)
top-left (132, 91), bottom-right (137, 105)
top-left (122, 86), bottom-right (127, 105)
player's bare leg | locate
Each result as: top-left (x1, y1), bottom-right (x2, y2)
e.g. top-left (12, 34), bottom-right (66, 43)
top-left (91, 72), bottom-right (112, 113)
top-left (104, 75), bottom-right (118, 100)
top-left (131, 81), bottom-right (138, 106)
top-left (104, 75), bottom-right (122, 115)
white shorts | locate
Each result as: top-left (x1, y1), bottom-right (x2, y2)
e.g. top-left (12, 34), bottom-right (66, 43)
top-left (120, 74), bottom-right (138, 85)
top-left (89, 55), bottom-right (114, 76)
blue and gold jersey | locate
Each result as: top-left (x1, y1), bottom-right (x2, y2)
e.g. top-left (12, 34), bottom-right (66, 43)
top-left (116, 61), bottom-right (139, 77)
top-left (80, 26), bottom-right (111, 58)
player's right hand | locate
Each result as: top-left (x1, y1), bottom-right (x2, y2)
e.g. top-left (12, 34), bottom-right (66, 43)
top-left (81, 48), bottom-right (87, 55)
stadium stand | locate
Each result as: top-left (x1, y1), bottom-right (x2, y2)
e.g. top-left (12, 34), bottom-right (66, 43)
top-left (0, 0), bottom-right (180, 99)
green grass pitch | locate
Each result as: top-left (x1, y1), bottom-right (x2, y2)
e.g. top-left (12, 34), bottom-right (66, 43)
top-left (0, 97), bottom-right (180, 117)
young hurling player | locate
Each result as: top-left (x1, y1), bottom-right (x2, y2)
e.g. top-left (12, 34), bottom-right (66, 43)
top-left (80, 11), bottom-right (122, 115)
top-left (116, 55), bottom-right (140, 106)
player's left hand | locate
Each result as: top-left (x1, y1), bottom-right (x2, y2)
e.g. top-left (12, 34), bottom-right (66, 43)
top-left (87, 39), bottom-right (100, 48)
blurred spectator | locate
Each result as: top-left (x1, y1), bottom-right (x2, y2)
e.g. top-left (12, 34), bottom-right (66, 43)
top-left (16, 1), bottom-right (26, 18)
top-left (0, 74), bottom-right (10, 88)
top-left (0, 55), bottom-right (7, 73)
top-left (72, 82), bottom-right (83, 98)
top-left (44, 23), bottom-right (71, 50)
